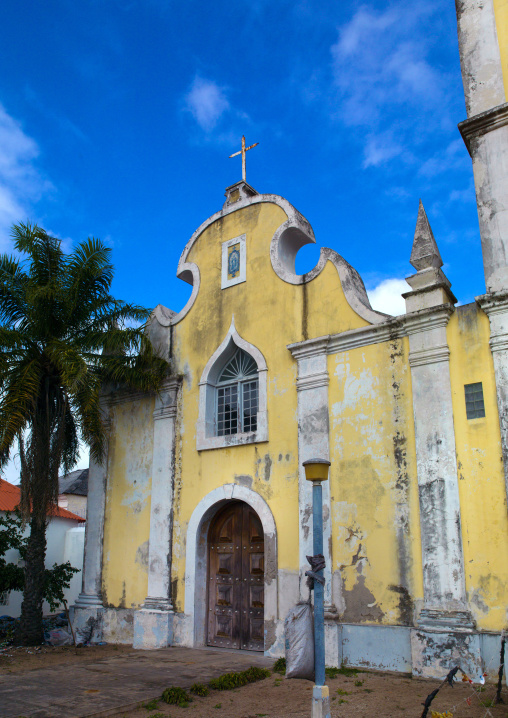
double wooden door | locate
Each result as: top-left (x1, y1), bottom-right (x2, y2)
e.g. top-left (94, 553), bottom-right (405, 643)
top-left (207, 501), bottom-right (264, 651)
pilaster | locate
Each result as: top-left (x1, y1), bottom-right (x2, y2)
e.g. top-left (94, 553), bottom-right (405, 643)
top-left (73, 406), bottom-right (111, 638)
top-left (459, 103), bottom-right (508, 292)
top-left (288, 337), bottom-right (334, 612)
top-left (405, 306), bottom-right (470, 620)
top-left (133, 378), bottom-right (180, 649)
top-left (476, 291), bottom-right (508, 506)
top-left (74, 410), bottom-right (111, 611)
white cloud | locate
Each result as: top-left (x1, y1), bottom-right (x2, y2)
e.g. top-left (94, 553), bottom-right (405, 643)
top-left (367, 278), bottom-right (407, 316)
top-left (363, 133), bottom-right (403, 168)
top-left (184, 77), bottom-right (230, 132)
top-left (0, 103), bottom-right (52, 249)
top-left (331, 2), bottom-right (449, 167)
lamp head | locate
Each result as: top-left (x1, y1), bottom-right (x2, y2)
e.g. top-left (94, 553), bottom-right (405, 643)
top-left (302, 459), bottom-right (331, 482)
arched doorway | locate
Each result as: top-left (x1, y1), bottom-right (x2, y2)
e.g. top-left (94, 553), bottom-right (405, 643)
top-left (207, 501), bottom-right (264, 651)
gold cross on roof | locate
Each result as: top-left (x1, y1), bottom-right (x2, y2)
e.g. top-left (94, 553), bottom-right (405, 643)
top-left (229, 135), bottom-right (259, 183)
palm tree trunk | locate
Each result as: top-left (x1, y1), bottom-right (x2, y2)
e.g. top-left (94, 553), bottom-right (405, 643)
top-left (15, 515), bottom-right (47, 646)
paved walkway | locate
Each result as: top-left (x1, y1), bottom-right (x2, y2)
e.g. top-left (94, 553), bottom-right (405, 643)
top-left (0, 645), bottom-right (273, 718)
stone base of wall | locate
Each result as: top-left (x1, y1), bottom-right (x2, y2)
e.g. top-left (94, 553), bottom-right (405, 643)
top-left (133, 609), bottom-right (174, 649)
top-left (75, 606), bottom-right (505, 683)
top-left (411, 628), bottom-right (482, 679)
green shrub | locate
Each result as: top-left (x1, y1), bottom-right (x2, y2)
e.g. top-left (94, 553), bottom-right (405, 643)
top-left (161, 686), bottom-right (191, 707)
top-left (190, 683), bottom-right (209, 697)
top-left (273, 657), bottom-right (286, 674)
top-left (208, 666), bottom-right (271, 691)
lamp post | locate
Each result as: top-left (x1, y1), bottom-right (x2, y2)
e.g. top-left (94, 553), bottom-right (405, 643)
top-left (303, 459), bottom-right (331, 718)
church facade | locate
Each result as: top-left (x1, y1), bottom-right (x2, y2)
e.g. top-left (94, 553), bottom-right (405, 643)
top-left (74, 0), bottom-right (508, 679)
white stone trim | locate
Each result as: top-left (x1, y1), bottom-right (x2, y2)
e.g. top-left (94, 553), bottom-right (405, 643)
top-left (182, 484), bottom-right (278, 652)
top-left (221, 234), bottom-right (246, 289)
top-left (288, 341), bottom-right (334, 609)
top-left (408, 344), bottom-right (451, 367)
top-left (172, 193), bottom-right (388, 327)
top-left (197, 316), bottom-right (268, 451)
top-left (166, 263), bottom-right (201, 326)
top-left (459, 102), bottom-right (508, 155)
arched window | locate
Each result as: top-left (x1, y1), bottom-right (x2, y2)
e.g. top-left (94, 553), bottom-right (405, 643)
top-left (216, 348), bottom-right (258, 436)
top-left (196, 318), bottom-right (268, 451)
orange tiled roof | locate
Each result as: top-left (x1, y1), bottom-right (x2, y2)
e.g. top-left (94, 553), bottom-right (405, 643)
top-left (0, 478), bottom-right (85, 521)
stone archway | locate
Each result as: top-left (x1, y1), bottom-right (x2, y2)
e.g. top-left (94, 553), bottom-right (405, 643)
top-left (184, 484), bottom-right (277, 652)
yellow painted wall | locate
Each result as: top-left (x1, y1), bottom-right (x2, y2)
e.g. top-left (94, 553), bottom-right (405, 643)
top-left (448, 304), bottom-right (508, 630)
top-left (494, 0), bottom-right (508, 98)
top-left (170, 201), bottom-right (369, 612)
top-left (102, 397), bottom-right (154, 608)
top-left (328, 337), bottom-right (424, 625)
top-left (101, 197), bottom-right (508, 635)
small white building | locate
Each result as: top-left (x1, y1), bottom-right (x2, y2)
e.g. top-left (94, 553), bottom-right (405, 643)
top-left (0, 478), bottom-right (85, 617)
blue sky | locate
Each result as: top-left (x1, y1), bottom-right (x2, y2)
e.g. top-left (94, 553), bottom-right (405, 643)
top-left (0, 0), bottom-right (482, 479)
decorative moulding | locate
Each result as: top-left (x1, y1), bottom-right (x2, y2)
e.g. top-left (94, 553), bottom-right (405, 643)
top-left (172, 193), bottom-right (388, 327)
top-left (221, 234), bottom-right (246, 289)
top-left (196, 316), bottom-right (268, 451)
top-left (287, 305), bottom-right (455, 358)
top-left (458, 101), bottom-right (508, 156)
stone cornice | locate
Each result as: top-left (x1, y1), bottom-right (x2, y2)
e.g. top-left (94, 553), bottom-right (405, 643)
top-left (327, 319), bottom-right (405, 353)
top-left (403, 305), bottom-right (455, 336)
top-left (475, 290), bottom-right (508, 316)
top-left (458, 101), bottom-right (508, 156)
top-left (287, 306), bottom-right (454, 359)
top-left (108, 390), bottom-right (152, 406)
top-left (108, 377), bottom-right (181, 407)
top-left (287, 335), bottom-right (330, 360)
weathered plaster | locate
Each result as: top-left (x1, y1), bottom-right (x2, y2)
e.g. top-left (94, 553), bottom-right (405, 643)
top-left (456, 0), bottom-right (505, 117)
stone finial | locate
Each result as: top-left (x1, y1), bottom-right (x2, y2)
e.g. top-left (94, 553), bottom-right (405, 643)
top-left (410, 200), bottom-right (443, 271)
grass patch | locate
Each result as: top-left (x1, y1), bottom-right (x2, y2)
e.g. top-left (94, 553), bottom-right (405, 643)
top-left (364, 688), bottom-right (374, 693)
top-left (161, 686), bottom-right (191, 707)
top-left (273, 657), bottom-right (286, 674)
top-left (326, 665), bottom-right (359, 678)
top-left (337, 689), bottom-right (350, 696)
top-left (338, 698), bottom-right (348, 704)
top-left (143, 699), bottom-right (159, 711)
top-left (190, 683), bottom-right (209, 697)
top-left (480, 699), bottom-right (495, 708)
top-left (354, 680), bottom-right (364, 687)
top-left (208, 666), bottom-right (271, 691)
top-left (214, 704), bottom-right (222, 709)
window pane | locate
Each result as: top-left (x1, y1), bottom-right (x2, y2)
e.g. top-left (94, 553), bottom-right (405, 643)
top-left (217, 385), bottom-right (238, 436)
top-left (242, 380), bottom-right (258, 433)
top-left (464, 382), bottom-right (485, 420)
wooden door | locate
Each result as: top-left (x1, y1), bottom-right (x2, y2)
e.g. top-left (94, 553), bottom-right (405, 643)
top-left (207, 501), bottom-right (264, 651)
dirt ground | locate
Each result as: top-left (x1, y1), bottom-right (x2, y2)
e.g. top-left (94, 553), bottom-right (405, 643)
top-left (119, 669), bottom-right (507, 718)
top-left (0, 642), bottom-right (133, 673)
top-left (0, 646), bottom-right (506, 718)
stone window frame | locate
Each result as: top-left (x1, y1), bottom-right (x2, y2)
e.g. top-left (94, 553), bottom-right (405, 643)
top-left (221, 234), bottom-right (246, 289)
top-left (197, 317), bottom-right (268, 451)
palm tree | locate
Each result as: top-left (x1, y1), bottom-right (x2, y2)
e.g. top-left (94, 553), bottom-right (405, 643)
top-left (0, 223), bottom-right (169, 645)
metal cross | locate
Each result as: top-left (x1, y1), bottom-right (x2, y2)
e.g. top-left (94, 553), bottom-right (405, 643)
top-left (229, 135), bottom-right (259, 183)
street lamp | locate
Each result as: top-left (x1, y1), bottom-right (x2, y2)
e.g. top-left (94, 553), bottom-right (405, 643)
top-left (303, 459), bottom-right (331, 718)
